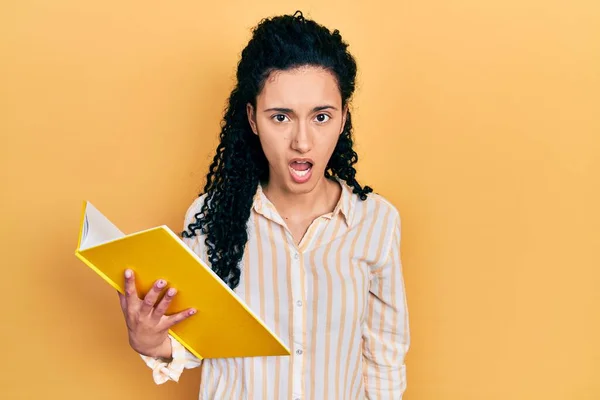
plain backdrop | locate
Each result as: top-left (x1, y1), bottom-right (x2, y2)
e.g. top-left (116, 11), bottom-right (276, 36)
top-left (1, 0), bottom-right (599, 399)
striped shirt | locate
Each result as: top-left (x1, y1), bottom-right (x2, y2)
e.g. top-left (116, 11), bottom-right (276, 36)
top-left (140, 178), bottom-right (410, 399)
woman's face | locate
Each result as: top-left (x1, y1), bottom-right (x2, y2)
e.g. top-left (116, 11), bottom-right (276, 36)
top-left (247, 66), bottom-right (347, 196)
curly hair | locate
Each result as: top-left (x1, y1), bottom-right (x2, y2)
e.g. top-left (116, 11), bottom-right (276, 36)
top-left (182, 11), bottom-right (373, 290)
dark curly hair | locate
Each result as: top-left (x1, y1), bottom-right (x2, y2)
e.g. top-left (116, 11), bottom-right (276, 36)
top-left (182, 11), bottom-right (372, 290)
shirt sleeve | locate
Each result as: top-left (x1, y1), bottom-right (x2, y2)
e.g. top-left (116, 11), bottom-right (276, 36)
top-left (362, 212), bottom-right (410, 399)
top-left (139, 334), bottom-right (202, 384)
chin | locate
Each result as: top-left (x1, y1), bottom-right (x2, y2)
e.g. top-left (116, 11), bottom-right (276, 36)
top-left (287, 182), bottom-right (317, 194)
top-left (285, 173), bottom-right (325, 194)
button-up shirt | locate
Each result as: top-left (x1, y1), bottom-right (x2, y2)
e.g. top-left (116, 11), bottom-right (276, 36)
top-left (140, 178), bottom-right (410, 399)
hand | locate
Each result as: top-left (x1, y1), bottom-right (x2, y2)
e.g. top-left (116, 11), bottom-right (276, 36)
top-left (118, 269), bottom-right (196, 359)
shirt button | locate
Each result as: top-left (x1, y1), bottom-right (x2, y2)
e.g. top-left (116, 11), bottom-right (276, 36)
top-left (294, 253), bottom-right (299, 260)
top-left (296, 349), bottom-right (303, 355)
top-left (296, 300), bottom-right (303, 307)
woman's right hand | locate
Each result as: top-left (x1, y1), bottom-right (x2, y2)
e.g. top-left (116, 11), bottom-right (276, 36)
top-left (118, 269), bottom-right (196, 359)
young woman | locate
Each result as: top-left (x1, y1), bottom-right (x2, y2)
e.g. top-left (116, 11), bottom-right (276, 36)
top-left (118, 11), bottom-right (410, 399)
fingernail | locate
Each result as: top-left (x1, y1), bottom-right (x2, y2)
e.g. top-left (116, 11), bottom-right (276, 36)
top-left (168, 288), bottom-right (177, 296)
top-left (125, 269), bottom-right (132, 278)
top-left (189, 309), bottom-right (196, 315)
top-left (157, 280), bottom-right (166, 288)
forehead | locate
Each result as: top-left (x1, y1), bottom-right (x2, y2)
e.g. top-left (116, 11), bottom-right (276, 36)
top-left (257, 66), bottom-right (342, 108)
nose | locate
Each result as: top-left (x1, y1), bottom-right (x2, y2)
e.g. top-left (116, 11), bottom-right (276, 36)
top-left (291, 121), bottom-right (311, 154)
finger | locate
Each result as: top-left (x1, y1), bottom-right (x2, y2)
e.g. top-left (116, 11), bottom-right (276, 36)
top-left (118, 291), bottom-right (127, 313)
top-left (139, 279), bottom-right (167, 315)
top-left (153, 287), bottom-right (177, 319)
top-left (163, 308), bottom-right (197, 330)
top-left (124, 269), bottom-right (139, 303)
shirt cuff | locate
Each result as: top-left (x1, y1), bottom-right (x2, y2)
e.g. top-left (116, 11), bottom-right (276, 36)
top-left (139, 335), bottom-right (188, 384)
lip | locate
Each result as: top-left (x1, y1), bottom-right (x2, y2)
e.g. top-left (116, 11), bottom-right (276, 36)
top-left (288, 157), bottom-right (314, 165)
top-left (288, 157), bottom-right (314, 184)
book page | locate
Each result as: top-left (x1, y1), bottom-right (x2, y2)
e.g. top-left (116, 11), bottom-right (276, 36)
top-left (79, 202), bottom-right (125, 250)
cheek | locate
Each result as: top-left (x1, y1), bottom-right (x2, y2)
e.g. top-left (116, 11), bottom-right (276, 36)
top-left (257, 127), bottom-right (288, 163)
top-left (316, 131), bottom-right (341, 161)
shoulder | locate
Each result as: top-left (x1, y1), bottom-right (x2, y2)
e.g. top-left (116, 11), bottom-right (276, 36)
top-left (180, 194), bottom-right (210, 256)
top-left (348, 189), bottom-right (403, 270)
top-left (182, 193), bottom-right (209, 228)
top-left (368, 192), bottom-right (401, 219)
top-left (352, 189), bottom-right (401, 228)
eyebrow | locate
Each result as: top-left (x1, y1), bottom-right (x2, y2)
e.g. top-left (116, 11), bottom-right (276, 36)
top-left (263, 105), bottom-right (338, 113)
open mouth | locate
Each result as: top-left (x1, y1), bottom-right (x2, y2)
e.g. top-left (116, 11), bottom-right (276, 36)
top-left (289, 159), bottom-right (313, 182)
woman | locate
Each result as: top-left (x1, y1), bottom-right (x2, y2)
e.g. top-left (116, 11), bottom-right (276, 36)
top-left (118, 11), bottom-right (410, 399)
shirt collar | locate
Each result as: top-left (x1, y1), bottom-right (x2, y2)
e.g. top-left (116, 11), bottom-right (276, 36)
top-left (252, 177), bottom-right (355, 227)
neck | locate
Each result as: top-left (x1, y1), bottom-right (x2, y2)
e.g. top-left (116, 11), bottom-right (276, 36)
top-left (262, 176), bottom-right (338, 219)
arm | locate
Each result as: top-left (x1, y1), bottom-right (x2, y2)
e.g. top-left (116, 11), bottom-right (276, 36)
top-left (138, 196), bottom-right (207, 384)
top-left (362, 213), bottom-right (410, 399)
top-left (139, 335), bottom-right (202, 384)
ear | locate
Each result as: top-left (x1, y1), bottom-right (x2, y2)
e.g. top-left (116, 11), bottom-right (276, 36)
top-left (340, 105), bottom-right (348, 134)
top-left (246, 103), bottom-right (258, 135)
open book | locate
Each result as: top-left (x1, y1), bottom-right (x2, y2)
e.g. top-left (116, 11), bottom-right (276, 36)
top-left (75, 201), bottom-right (290, 360)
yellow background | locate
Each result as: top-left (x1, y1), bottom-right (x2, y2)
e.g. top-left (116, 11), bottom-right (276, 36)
top-left (2, 0), bottom-right (598, 399)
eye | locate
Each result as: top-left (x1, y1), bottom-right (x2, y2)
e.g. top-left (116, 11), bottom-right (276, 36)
top-left (272, 114), bottom-right (290, 123)
top-left (315, 113), bottom-right (330, 123)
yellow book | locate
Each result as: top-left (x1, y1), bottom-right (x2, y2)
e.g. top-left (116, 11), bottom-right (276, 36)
top-left (74, 200), bottom-right (290, 360)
